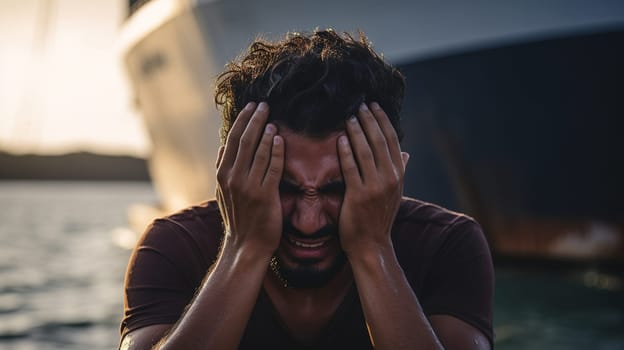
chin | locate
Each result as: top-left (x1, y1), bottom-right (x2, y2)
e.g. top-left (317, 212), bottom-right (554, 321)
top-left (270, 252), bottom-right (347, 289)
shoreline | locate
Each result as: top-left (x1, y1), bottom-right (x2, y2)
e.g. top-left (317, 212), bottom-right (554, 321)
top-left (0, 151), bottom-right (150, 182)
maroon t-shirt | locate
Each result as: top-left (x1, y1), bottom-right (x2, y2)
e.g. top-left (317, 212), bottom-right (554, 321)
top-left (121, 197), bottom-right (494, 348)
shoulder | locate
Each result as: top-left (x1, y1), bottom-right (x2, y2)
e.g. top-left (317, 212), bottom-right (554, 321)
top-left (144, 200), bottom-right (223, 248)
top-left (396, 197), bottom-right (478, 229)
top-left (129, 200), bottom-right (224, 285)
top-left (121, 200), bottom-right (224, 336)
top-left (392, 197), bottom-right (491, 277)
top-left (394, 198), bottom-right (494, 345)
top-left (152, 199), bottom-right (222, 232)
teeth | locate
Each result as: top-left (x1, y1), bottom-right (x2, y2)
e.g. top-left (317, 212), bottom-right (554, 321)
top-left (289, 238), bottom-right (325, 248)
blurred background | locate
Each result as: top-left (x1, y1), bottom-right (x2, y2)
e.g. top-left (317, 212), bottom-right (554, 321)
top-left (1, 0), bottom-right (623, 349)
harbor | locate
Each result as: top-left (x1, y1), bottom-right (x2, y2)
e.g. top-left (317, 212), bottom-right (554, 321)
top-left (1, 0), bottom-right (623, 348)
top-left (0, 181), bottom-right (622, 349)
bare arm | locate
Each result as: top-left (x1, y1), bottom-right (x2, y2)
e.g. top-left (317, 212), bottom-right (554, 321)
top-left (337, 102), bottom-right (491, 350)
top-left (348, 245), bottom-right (490, 350)
top-left (120, 102), bottom-right (284, 350)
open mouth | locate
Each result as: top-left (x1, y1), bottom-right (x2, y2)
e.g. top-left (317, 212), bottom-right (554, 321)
top-left (282, 235), bottom-right (335, 260)
top-left (288, 237), bottom-right (327, 248)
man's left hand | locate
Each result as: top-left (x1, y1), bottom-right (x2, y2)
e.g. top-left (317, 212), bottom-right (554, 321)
top-left (337, 102), bottom-right (409, 258)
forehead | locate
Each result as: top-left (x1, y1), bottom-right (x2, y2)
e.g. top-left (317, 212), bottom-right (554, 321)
top-left (279, 127), bottom-right (345, 184)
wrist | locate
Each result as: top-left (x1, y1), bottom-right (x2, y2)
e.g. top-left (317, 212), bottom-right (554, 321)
top-left (345, 238), bottom-right (395, 268)
top-left (220, 234), bottom-right (275, 265)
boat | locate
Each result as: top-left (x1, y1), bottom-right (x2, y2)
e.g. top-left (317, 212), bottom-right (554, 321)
top-left (118, 0), bottom-right (624, 262)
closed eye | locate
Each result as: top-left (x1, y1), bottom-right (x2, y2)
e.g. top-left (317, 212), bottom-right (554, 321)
top-left (319, 181), bottom-right (345, 195)
top-left (279, 180), bottom-right (301, 195)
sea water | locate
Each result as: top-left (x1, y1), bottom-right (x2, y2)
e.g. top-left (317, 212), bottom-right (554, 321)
top-left (0, 181), bottom-right (156, 350)
top-left (0, 181), bottom-right (622, 349)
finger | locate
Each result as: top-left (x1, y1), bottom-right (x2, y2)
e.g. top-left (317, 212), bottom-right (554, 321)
top-left (337, 135), bottom-right (363, 187)
top-left (215, 186), bottom-right (230, 230)
top-left (232, 102), bottom-right (270, 173)
top-left (215, 179), bottom-right (225, 213)
top-left (249, 123), bottom-right (277, 181)
top-left (345, 115), bottom-right (376, 182)
top-left (370, 102), bottom-right (403, 171)
top-left (216, 145), bottom-right (225, 168)
top-left (401, 152), bottom-right (410, 171)
top-left (262, 135), bottom-right (284, 187)
top-left (357, 103), bottom-right (393, 171)
top-left (221, 102), bottom-right (257, 169)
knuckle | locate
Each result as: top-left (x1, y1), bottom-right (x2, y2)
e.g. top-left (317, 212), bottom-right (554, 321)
top-left (239, 136), bottom-right (251, 148)
top-left (360, 150), bottom-right (374, 162)
top-left (371, 133), bottom-right (385, 146)
top-left (267, 164), bottom-right (282, 178)
top-left (248, 113), bottom-right (264, 126)
top-left (380, 176), bottom-right (400, 194)
top-left (343, 163), bottom-right (358, 173)
top-left (362, 110), bottom-right (375, 121)
top-left (352, 123), bottom-right (364, 135)
top-left (272, 142), bottom-right (284, 156)
top-left (368, 182), bottom-right (382, 194)
top-left (254, 152), bottom-right (269, 164)
top-left (268, 165), bottom-right (281, 176)
top-left (338, 144), bottom-right (351, 157)
top-left (225, 177), bottom-right (240, 189)
top-left (388, 172), bottom-right (400, 186)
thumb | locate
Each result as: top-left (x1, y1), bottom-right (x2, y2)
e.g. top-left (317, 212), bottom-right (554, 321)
top-left (216, 145), bottom-right (225, 168)
top-left (401, 152), bottom-right (410, 171)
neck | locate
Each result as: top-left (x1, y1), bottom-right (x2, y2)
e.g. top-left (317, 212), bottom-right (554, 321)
top-left (262, 263), bottom-right (355, 343)
top-left (263, 263), bottom-right (354, 304)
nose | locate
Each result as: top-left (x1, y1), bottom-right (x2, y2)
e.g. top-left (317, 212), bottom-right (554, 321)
top-left (291, 195), bottom-right (328, 235)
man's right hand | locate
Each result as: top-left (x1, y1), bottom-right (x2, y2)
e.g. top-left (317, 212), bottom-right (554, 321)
top-left (120, 103), bottom-right (285, 350)
top-left (215, 101), bottom-right (285, 256)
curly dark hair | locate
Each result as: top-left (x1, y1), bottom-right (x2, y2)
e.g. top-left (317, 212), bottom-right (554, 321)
top-left (215, 29), bottom-right (406, 144)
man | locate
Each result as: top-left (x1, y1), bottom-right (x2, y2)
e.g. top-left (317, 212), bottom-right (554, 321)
top-left (120, 30), bottom-right (493, 349)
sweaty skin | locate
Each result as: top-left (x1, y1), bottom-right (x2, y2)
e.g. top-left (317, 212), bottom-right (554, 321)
top-left (119, 102), bottom-right (491, 350)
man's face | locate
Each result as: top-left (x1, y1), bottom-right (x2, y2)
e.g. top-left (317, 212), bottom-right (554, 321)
top-left (271, 127), bottom-right (348, 288)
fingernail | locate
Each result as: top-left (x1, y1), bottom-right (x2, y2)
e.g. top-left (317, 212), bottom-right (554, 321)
top-left (258, 102), bottom-right (268, 111)
top-left (273, 135), bottom-right (281, 145)
top-left (371, 102), bottom-right (380, 110)
top-left (245, 102), bottom-right (255, 110)
top-left (359, 102), bottom-right (368, 111)
top-left (349, 115), bottom-right (357, 123)
top-left (265, 123), bottom-right (275, 134)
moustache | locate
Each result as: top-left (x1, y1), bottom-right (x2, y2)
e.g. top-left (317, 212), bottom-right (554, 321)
top-left (282, 221), bottom-right (338, 240)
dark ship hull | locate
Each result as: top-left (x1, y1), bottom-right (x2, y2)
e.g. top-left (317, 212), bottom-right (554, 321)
top-left (399, 30), bottom-right (624, 261)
